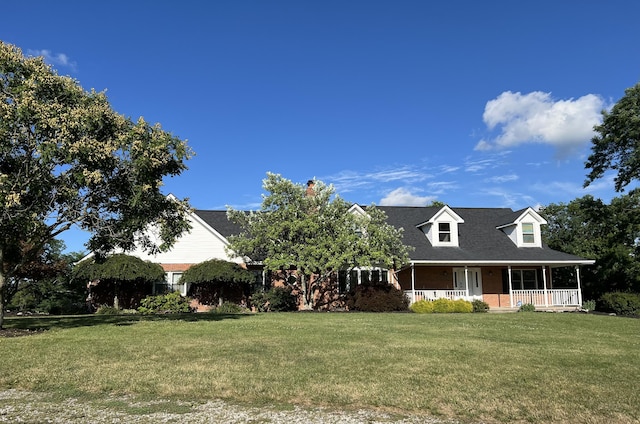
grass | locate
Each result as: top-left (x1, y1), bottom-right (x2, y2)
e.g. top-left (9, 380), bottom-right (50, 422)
top-left (1, 312), bottom-right (639, 423)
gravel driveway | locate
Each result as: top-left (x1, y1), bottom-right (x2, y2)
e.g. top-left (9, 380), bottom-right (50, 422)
top-left (0, 390), bottom-right (458, 424)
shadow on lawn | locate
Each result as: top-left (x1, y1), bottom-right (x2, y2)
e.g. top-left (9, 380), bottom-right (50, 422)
top-left (2, 312), bottom-right (253, 334)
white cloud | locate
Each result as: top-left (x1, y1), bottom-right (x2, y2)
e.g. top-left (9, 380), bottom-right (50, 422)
top-left (380, 188), bottom-right (436, 206)
top-left (484, 174), bottom-right (519, 184)
top-left (327, 167), bottom-right (432, 193)
top-left (27, 49), bottom-right (77, 71)
top-left (439, 165), bottom-right (460, 174)
top-left (475, 91), bottom-right (605, 154)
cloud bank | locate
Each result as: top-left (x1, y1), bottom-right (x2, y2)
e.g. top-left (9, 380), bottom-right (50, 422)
top-left (475, 91), bottom-right (605, 154)
top-left (380, 188), bottom-right (436, 206)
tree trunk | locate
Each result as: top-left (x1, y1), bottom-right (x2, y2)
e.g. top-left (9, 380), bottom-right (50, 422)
top-left (0, 248), bottom-right (5, 329)
top-left (300, 274), bottom-right (312, 310)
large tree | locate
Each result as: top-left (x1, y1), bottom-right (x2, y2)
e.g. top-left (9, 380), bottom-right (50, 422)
top-left (73, 254), bottom-right (165, 309)
top-left (585, 82), bottom-right (640, 192)
top-left (0, 42), bottom-right (192, 327)
top-left (226, 173), bottom-right (411, 309)
top-left (540, 190), bottom-right (640, 299)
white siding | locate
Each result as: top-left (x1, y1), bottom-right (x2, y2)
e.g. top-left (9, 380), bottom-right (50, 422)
top-left (124, 213), bottom-right (241, 265)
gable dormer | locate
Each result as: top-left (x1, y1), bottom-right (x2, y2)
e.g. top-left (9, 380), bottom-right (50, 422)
top-left (496, 207), bottom-right (547, 248)
top-left (417, 205), bottom-right (464, 247)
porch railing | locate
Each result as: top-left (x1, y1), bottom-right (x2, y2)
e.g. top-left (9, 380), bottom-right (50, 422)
top-left (510, 289), bottom-right (581, 307)
top-left (405, 289), bottom-right (581, 307)
top-left (405, 289), bottom-right (468, 302)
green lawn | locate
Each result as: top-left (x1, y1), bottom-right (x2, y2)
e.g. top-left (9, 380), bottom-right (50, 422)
top-left (1, 312), bottom-right (639, 423)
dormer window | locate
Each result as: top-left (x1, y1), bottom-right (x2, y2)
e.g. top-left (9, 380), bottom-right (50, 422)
top-left (417, 206), bottom-right (464, 247)
top-left (522, 223), bottom-right (534, 244)
top-left (439, 223), bottom-right (451, 242)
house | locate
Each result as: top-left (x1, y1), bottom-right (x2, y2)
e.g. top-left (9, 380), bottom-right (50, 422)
top-left (109, 203), bottom-right (594, 311)
top-left (377, 205), bottom-right (595, 309)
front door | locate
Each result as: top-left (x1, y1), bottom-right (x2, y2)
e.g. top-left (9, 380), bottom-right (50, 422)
top-left (453, 268), bottom-right (483, 299)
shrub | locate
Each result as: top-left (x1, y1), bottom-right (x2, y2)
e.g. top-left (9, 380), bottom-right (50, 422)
top-left (452, 299), bottom-right (473, 313)
top-left (519, 303), bottom-right (536, 312)
top-left (96, 305), bottom-right (120, 315)
top-left (214, 302), bottom-right (246, 314)
top-left (582, 299), bottom-right (596, 312)
top-left (410, 299), bottom-right (434, 314)
top-left (251, 287), bottom-right (298, 312)
top-left (597, 292), bottom-right (640, 316)
top-left (137, 292), bottom-right (193, 314)
top-left (411, 298), bottom-right (472, 314)
top-left (471, 299), bottom-right (490, 313)
top-left (346, 285), bottom-right (409, 312)
top-left (431, 298), bottom-right (454, 313)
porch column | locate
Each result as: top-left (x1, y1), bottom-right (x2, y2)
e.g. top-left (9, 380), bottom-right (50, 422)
top-left (576, 266), bottom-right (583, 307)
top-left (542, 265), bottom-right (548, 307)
top-left (464, 266), bottom-right (470, 298)
top-left (508, 265), bottom-right (513, 308)
top-left (411, 263), bottom-right (416, 304)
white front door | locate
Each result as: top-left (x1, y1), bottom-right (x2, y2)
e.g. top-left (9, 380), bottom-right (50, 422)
top-left (453, 268), bottom-right (483, 299)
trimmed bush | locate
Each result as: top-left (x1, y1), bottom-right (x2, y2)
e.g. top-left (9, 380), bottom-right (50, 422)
top-left (346, 285), bottom-right (409, 312)
top-left (95, 305), bottom-right (120, 315)
top-left (251, 286), bottom-right (298, 312)
top-left (582, 299), bottom-right (596, 312)
top-left (214, 302), bottom-right (246, 314)
top-left (452, 299), bottom-right (473, 313)
top-left (432, 298), bottom-right (454, 313)
top-left (137, 292), bottom-right (193, 314)
top-left (472, 299), bottom-right (490, 313)
top-left (410, 299), bottom-right (434, 314)
top-left (597, 292), bottom-right (640, 316)
top-left (518, 303), bottom-right (536, 312)
top-left (410, 298), bottom-right (473, 314)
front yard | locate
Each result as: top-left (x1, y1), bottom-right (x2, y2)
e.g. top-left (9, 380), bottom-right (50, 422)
top-left (0, 312), bottom-right (638, 423)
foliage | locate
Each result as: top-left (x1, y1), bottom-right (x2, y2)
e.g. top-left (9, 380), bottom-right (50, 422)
top-left (471, 299), bottom-right (490, 313)
top-left (227, 173), bottom-right (412, 309)
top-left (180, 259), bottom-right (255, 285)
top-left (540, 191), bottom-right (640, 299)
top-left (410, 299), bottom-right (434, 314)
top-left (5, 240), bottom-right (86, 314)
top-left (519, 303), bottom-right (536, 312)
top-left (0, 41), bottom-right (192, 328)
top-left (181, 259), bottom-right (255, 306)
top-left (213, 302), bottom-right (246, 314)
top-left (582, 299), bottom-right (596, 312)
top-left (585, 82), bottom-right (640, 192)
top-left (137, 292), bottom-right (192, 314)
top-left (95, 305), bottom-right (120, 315)
top-left (345, 284), bottom-right (409, 312)
top-left (597, 292), bottom-right (640, 316)
top-left (74, 254), bottom-right (164, 309)
top-left (251, 286), bottom-right (298, 312)
top-left (73, 254), bottom-right (165, 283)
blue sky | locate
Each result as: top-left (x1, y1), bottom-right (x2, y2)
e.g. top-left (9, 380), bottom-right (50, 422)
top-left (3, 0), bottom-right (640, 253)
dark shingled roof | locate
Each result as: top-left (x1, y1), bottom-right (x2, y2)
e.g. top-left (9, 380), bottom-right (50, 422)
top-left (193, 210), bottom-right (243, 238)
top-left (377, 206), bottom-right (592, 265)
top-left (192, 207), bottom-right (592, 265)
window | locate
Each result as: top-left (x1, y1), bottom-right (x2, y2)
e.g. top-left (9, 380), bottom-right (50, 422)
top-left (510, 269), bottom-right (539, 290)
top-left (337, 268), bottom-right (389, 293)
top-left (439, 222), bottom-right (451, 242)
top-left (522, 223), bottom-right (535, 244)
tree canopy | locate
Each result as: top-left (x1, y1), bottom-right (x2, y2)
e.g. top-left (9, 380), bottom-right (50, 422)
top-left (540, 191), bottom-right (640, 299)
top-left (0, 41), bottom-right (192, 327)
top-left (73, 254), bottom-right (165, 283)
top-left (226, 173), bottom-right (411, 308)
top-left (585, 82), bottom-right (640, 192)
top-left (180, 259), bottom-right (255, 286)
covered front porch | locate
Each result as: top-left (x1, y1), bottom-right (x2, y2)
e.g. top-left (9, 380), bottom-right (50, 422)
top-left (397, 262), bottom-right (587, 309)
